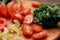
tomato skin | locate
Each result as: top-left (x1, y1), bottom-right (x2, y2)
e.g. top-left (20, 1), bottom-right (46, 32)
top-left (22, 24), bottom-right (33, 37)
top-left (7, 0), bottom-right (15, 15)
top-left (32, 30), bottom-right (48, 39)
top-left (11, 13), bottom-right (24, 23)
top-left (20, 8), bottom-right (31, 16)
top-left (31, 24), bottom-right (43, 33)
top-left (0, 1), bottom-right (6, 16)
top-left (0, 18), bottom-right (7, 31)
top-left (32, 1), bottom-right (42, 8)
top-left (0, 5), bottom-right (3, 16)
top-left (23, 14), bottom-right (33, 25)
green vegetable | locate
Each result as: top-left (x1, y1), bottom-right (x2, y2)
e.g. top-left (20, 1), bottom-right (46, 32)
top-left (0, 0), bottom-right (3, 4)
top-left (0, 0), bottom-right (12, 4)
top-left (5, 0), bottom-right (12, 4)
top-left (33, 3), bottom-right (60, 28)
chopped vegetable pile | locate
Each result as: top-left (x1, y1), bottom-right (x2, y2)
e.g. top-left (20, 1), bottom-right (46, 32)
top-left (0, 0), bottom-right (60, 40)
top-left (33, 3), bottom-right (60, 28)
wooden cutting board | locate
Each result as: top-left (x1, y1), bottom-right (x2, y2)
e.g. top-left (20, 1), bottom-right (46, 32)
top-left (21, 0), bottom-right (60, 40)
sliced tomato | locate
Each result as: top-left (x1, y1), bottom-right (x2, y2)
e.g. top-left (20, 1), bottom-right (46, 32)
top-left (0, 5), bottom-right (3, 16)
top-left (31, 24), bottom-right (43, 33)
top-left (7, 0), bottom-right (15, 15)
top-left (11, 13), bottom-right (24, 23)
top-left (11, 0), bottom-right (24, 14)
top-left (23, 14), bottom-right (33, 25)
top-left (32, 1), bottom-right (42, 8)
top-left (20, 8), bottom-right (31, 16)
top-left (32, 30), bottom-right (48, 39)
top-left (22, 24), bottom-right (33, 37)
top-left (0, 18), bottom-right (7, 31)
top-left (0, 1), bottom-right (6, 16)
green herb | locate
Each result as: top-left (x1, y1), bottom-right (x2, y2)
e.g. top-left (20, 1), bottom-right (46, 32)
top-left (33, 3), bottom-right (60, 28)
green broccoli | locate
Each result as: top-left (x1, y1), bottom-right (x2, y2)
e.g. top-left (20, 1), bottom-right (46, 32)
top-left (33, 3), bottom-right (60, 28)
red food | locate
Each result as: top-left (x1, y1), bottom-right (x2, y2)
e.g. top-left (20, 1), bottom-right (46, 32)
top-left (32, 30), bottom-right (48, 39)
top-left (32, 1), bottom-right (42, 8)
top-left (23, 14), bottom-right (33, 25)
top-left (0, 18), bottom-right (7, 31)
top-left (7, 0), bottom-right (15, 15)
top-left (0, 1), bottom-right (6, 16)
top-left (20, 8), bottom-right (31, 16)
top-left (11, 13), bottom-right (24, 23)
top-left (22, 24), bottom-right (33, 36)
top-left (0, 5), bottom-right (3, 16)
top-left (12, 0), bottom-right (24, 13)
top-left (31, 24), bottom-right (43, 33)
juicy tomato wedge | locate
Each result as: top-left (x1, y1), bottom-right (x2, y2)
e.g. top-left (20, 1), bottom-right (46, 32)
top-left (0, 1), bottom-right (6, 16)
top-left (32, 1), bottom-right (42, 8)
top-left (32, 30), bottom-right (48, 39)
top-left (12, 1), bottom-right (24, 13)
top-left (11, 13), bottom-right (24, 23)
top-left (20, 8), bottom-right (31, 16)
top-left (0, 5), bottom-right (3, 16)
top-left (23, 14), bottom-right (33, 25)
top-left (31, 24), bottom-right (43, 33)
top-left (0, 18), bottom-right (7, 31)
top-left (7, 0), bottom-right (15, 15)
top-left (22, 24), bottom-right (33, 37)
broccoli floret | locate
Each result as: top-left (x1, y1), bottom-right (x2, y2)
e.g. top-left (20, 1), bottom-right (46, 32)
top-left (33, 3), bottom-right (60, 28)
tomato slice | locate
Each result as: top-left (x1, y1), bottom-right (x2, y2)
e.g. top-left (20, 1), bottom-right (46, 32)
top-left (32, 1), bottom-right (42, 8)
top-left (0, 18), bottom-right (7, 31)
top-left (32, 30), bottom-right (48, 39)
top-left (22, 24), bottom-right (33, 37)
top-left (31, 24), bottom-right (43, 33)
top-left (11, 13), bottom-right (24, 23)
top-left (7, 0), bottom-right (15, 15)
top-left (0, 1), bottom-right (6, 16)
top-left (23, 14), bottom-right (33, 25)
top-left (20, 8), bottom-right (31, 16)
top-left (12, 1), bottom-right (24, 13)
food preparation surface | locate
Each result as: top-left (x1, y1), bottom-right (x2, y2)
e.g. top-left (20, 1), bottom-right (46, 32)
top-left (20, 1), bottom-right (60, 40)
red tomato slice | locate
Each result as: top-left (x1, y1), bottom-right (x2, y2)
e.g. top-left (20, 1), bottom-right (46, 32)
top-left (31, 24), bottom-right (43, 33)
top-left (7, 0), bottom-right (15, 15)
top-left (20, 8), bottom-right (31, 16)
top-left (0, 5), bottom-right (3, 16)
top-left (0, 1), bottom-right (6, 16)
top-left (22, 24), bottom-right (33, 37)
top-left (32, 30), bottom-right (48, 39)
top-left (32, 1), bottom-right (42, 8)
top-left (11, 13), bottom-right (24, 23)
top-left (12, 1), bottom-right (24, 13)
top-left (0, 18), bottom-right (7, 31)
top-left (23, 14), bottom-right (33, 25)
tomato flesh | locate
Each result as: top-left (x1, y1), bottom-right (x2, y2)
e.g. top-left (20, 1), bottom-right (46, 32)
top-left (11, 13), bottom-right (24, 23)
top-left (31, 24), bottom-right (43, 33)
top-left (0, 18), bottom-right (7, 31)
top-left (22, 24), bottom-right (33, 37)
top-left (20, 8), bottom-right (31, 16)
top-left (23, 14), bottom-right (33, 25)
top-left (32, 30), bottom-right (48, 39)
top-left (32, 1), bottom-right (42, 8)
